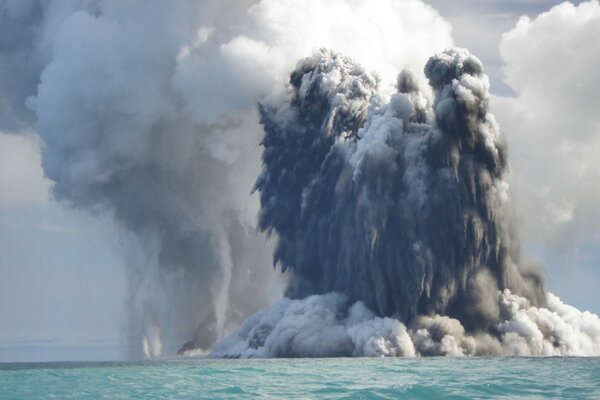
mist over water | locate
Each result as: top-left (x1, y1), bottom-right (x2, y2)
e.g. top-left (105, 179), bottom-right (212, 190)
top-left (255, 48), bottom-right (544, 325)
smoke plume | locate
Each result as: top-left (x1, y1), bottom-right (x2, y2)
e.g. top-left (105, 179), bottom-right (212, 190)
top-left (212, 47), bottom-right (600, 357)
top-left (0, 0), bottom-right (279, 358)
top-left (256, 47), bottom-right (544, 327)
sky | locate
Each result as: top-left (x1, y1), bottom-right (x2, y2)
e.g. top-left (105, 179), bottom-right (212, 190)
top-left (0, 0), bottom-right (598, 362)
top-left (0, 133), bottom-right (127, 361)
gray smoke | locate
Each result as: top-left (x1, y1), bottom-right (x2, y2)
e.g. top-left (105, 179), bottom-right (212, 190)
top-left (254, 48), bottom-right (544, 330)
top-left (209, 47), bottom-right (600, 358)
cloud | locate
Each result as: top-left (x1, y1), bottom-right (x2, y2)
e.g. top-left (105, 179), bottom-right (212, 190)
top-left (493, 1), bottom-right (600, 253)
top-left (173, 0), bottom-right (453, 122)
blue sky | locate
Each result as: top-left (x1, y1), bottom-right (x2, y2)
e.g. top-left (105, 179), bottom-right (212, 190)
top-left (0, 0), bottom-right (598, 362)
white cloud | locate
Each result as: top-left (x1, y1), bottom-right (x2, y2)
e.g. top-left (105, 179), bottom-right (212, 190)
top-left (493, 1), bottom-right (600, 251)
top-left (173, 0), bottom-right (453, 123)
top-left (423, 0), bottom-right (589, 95)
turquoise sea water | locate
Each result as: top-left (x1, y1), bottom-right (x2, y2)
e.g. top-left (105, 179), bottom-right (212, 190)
top-left (1, 357), bottom-right (599, 399)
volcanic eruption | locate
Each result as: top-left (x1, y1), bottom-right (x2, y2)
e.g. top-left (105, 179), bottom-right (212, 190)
top-left (211, 48), bottom-right (600, 357)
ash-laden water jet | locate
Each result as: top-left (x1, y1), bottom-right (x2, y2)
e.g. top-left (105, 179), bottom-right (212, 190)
top-left (210, 48), bottom-right (600, 358)
top-left (256, 47), bottom-right (544, 326)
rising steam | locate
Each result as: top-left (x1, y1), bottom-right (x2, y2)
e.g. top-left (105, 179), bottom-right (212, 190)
top-left (1, 0), bottom-right (285, 358)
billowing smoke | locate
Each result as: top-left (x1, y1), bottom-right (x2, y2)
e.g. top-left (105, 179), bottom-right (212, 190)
top-left (256, 48), bottom-right (544, 328)
top-left (213, 290), bottom-right (600, 357)
top-left (0, 0), bottom-right (453, 358)
top-left (211, 47), bottom-right (600, 357)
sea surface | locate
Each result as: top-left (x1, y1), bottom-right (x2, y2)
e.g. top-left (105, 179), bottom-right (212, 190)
top-left (1, 357), bottom-right (599, 399)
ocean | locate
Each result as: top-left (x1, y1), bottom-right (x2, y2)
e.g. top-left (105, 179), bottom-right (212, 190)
top-left (1, 357), bottom-right (599, 399)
